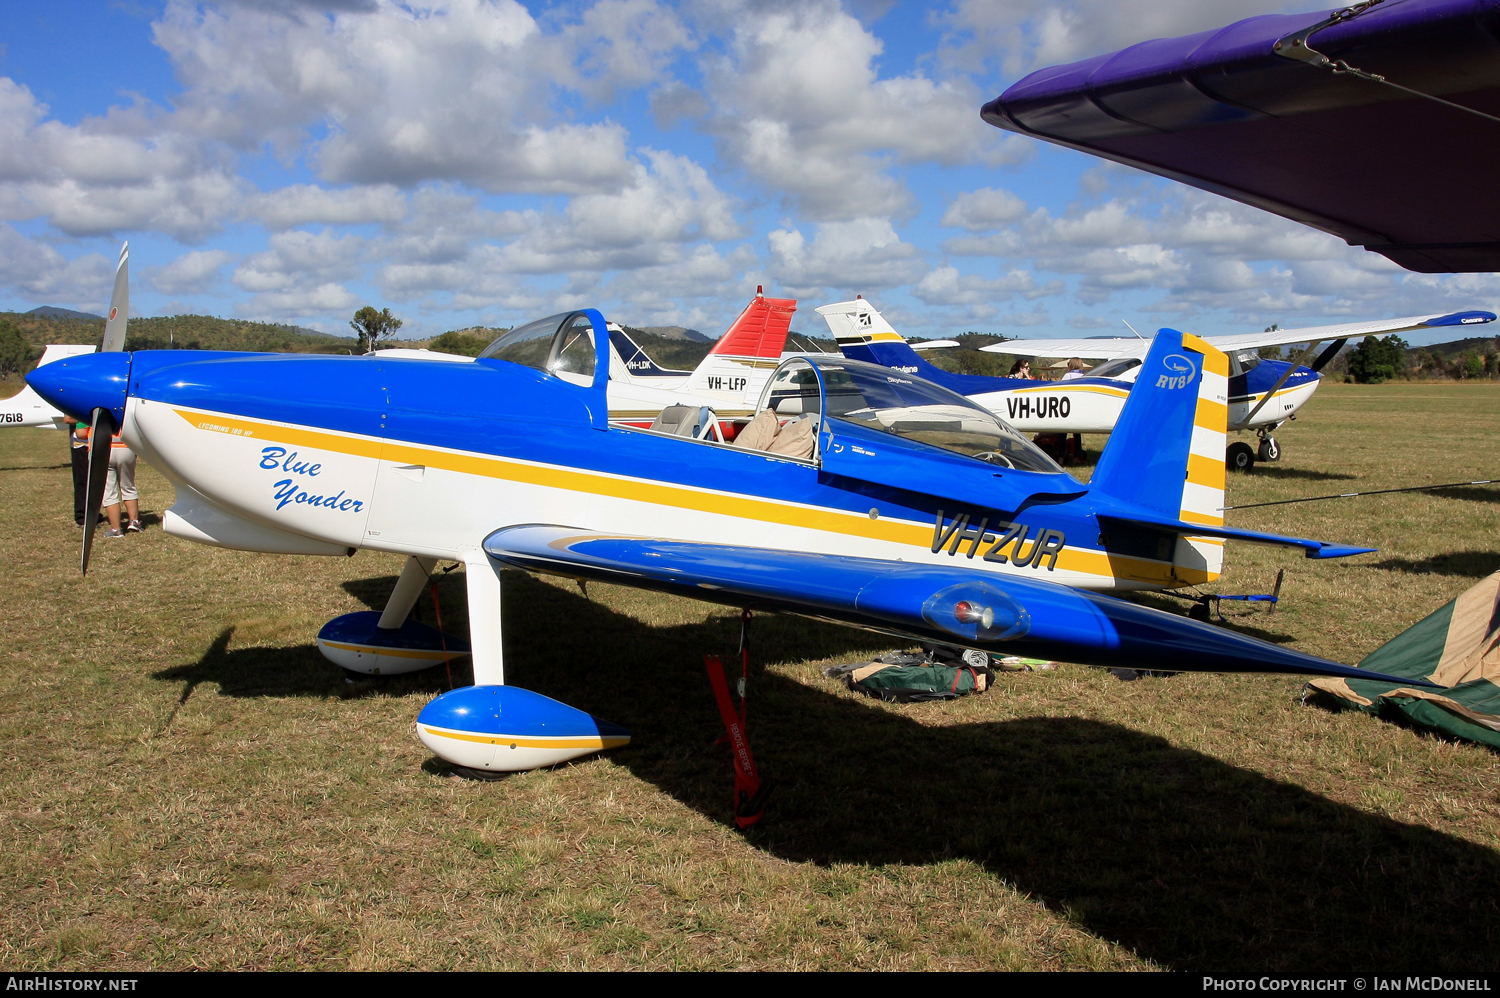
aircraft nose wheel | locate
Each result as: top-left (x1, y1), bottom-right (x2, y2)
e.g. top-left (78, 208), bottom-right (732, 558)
top-left (1257, 436), bottom-right (1281, 462)
top-left (1226, 441), bottom-right (1256, 472)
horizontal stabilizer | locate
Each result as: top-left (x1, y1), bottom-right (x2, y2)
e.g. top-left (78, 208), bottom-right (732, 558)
top-left (483, 525), bottom-right (1422, 684)
top-left (1099, 512), bottom-right (1376, 560)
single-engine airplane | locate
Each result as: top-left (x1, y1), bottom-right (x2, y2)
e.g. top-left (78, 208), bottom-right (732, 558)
top-left (0, 244), bottom-right (129, 430)
top-left (31, 302), bottom-right (1431, 777)
top-left (821, 297), bottom-right (1494, 469)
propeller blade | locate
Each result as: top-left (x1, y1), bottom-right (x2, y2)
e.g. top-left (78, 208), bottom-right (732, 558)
top-left (100, 243), bottom-right (128, 353)
top-left (80, 407), bottom-right (116, 575)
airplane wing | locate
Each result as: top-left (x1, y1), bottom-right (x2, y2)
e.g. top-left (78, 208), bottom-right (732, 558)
top-left (981, 0), bottom-right (1500, 274)
top-left (1205, 311), bottom-right (1495, 352)
top-left (981, 338), bottom-right (1147, 360)
top-left (482, 525), bottom-right (1419, 683)
top-left (989, 310), bottom-right (1496, 359)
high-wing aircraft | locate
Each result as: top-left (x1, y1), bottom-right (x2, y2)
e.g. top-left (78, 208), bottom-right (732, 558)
top-left (0, 244), bottom-right (129, 430)
top-left (30, 306), bottom-right (1429, 777)
top-left (819, 296), bottom-right (1493, 469)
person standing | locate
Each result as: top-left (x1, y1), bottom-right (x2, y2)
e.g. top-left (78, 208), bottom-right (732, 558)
top-left (69, 419), bottom-right (91, 526)
top-left (1059, 358), bottom-right (1087, 464)
top-left (1008, 359), bottom-right (1033, 379)
top-left (101, 430), bottom-right (141, 538)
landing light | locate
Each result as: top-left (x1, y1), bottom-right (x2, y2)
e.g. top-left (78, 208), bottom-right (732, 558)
top-left (954, 600), bottom-right (995, 629)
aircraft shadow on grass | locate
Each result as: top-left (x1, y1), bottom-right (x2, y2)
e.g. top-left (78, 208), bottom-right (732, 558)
top-left (1366, 550), bottom-right (1500, 579)
top-left (0, 463), bottom-right (71, 472)
top-left (1432, 486), bottom-right (1500, 505)
top-left (158, 571), bottom-right (1500, 972)
top-left (1242, 467), bottom-right (1359, 482)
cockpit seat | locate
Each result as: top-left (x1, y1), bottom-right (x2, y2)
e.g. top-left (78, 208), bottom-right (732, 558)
top-left (650, 405), bottom-right (721, 441)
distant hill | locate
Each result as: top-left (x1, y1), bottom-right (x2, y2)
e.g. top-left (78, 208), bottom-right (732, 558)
top-left (27, 305), bottom-right (104, 320)
top-left (636, 325), bottom-right (710, 343)
top-left (4, 311), bottom-right (355, 356)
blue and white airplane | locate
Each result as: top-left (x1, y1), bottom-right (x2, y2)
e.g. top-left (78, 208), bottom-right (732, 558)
top-left (819, 297), bottom-right (1494, 469)
top-left (29, 309), bottom-right (1428, 776)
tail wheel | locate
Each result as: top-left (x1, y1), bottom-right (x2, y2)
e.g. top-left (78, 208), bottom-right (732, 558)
top-left (1227, 442), bottom-right (1256, 472)
top-left (1258, 436), bottom-right (1281, 462)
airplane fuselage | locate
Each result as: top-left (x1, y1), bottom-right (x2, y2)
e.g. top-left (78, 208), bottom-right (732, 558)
top-left (105, 350), bottom-right (1223, 595)
top-left (862, 358), bottom-right (1318, 435)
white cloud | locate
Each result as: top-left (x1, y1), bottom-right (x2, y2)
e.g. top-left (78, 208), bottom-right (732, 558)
top-left (249, 184), bottom-right (406, 229)
top-left (940, 187), bottom-right (1028, 231)
top-left (913, 265), bottom-right (1060, 306)
top-left (0, 78), bottom-right (243, 240)
top-left (0, 224), bottom-right (114, 307)
top-left (703, 1), bottom-right (1022, 221)
top-left (767, 218), bottom-right (924, 297)
top-left (145, 249), bottom-right (235, 295)
top-left (938, 0), bottom-right (1301, 77)
top-left (154, 0), bottom-right (646, 195)
top-left (246, 282), bottom-right (360, 318)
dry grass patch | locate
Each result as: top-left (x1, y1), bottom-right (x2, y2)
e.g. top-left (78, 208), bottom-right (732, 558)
top-left (0, 382), bottom-right (1498, 970)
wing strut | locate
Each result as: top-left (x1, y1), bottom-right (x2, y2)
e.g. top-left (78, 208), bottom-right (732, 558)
top-left (1236, 339), bottom-right (1324, 429)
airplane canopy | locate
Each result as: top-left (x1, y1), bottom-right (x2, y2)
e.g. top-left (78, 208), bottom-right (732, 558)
top-left (981, 0), bottom-right (1500, 273)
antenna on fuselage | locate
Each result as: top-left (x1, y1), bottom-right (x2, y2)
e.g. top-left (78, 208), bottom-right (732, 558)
top-left (1122, 319), bottom-right (1145, 340)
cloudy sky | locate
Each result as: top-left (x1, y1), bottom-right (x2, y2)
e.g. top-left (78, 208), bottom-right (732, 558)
top-left (1, 0), bottom-right (1494, 343)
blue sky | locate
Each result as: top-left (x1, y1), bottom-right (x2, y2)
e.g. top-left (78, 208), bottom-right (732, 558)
top-left (0, 0), bottom-right (1494, 345)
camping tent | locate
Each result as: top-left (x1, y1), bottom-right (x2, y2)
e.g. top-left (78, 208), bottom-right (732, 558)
top-left (1307, 571), bottom-right (1500, 749)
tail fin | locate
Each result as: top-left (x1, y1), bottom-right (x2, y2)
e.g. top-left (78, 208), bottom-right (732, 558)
top-left (815, 298), bottom-right (938, 375)
top-left (1091, 328), bottom-right (1228, 581)
top-left (706, 288), bottom-right (796, 359)
top-left (688, 289), bottom-right (796, 399)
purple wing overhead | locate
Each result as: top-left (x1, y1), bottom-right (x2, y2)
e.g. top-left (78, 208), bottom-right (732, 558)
top-left (981, 0), bottom-right (1500, 274)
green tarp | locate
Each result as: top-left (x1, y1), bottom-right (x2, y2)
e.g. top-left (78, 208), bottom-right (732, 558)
top-left (1307, 570), bottom-right (1500, 750)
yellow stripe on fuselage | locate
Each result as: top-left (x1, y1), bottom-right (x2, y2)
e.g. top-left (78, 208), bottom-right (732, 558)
top-left (320, 640), bottom-right (462, 661)
top-left (421, 726), bottom-right (630, 750)
top-left (174, 408), bottom-right (1210, 587)
top-left (1009, 383), bottom-right (1130, 398)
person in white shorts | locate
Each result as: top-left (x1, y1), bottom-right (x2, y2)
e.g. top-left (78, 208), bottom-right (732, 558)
top-left (102, 432), bottom-right (141, 538)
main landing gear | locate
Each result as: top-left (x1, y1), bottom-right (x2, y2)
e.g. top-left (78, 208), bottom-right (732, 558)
top-left (1226, 426), bottom-right (1284, 472)
top-left (316, 552), bottom-right (632, 776)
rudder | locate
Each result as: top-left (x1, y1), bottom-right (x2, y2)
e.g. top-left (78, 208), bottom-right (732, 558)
top-left (1091, 329), bottom-right (1228, 581)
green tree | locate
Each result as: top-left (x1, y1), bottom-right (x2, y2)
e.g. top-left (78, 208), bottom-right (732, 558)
top-left (0, 319), bottom-right (38, 376)
top-left (349, 306), bottom-right (403, 353)
top-left (1346, 334), bottom-right (1408, 384)
top-left (1462, 351), bottom-right (1485, 379)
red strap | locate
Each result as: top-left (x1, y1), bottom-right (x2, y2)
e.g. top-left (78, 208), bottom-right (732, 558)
top-left (429, 582), bottom-right (454, 690)
top-left (705, 654), bottom-right (766, 829)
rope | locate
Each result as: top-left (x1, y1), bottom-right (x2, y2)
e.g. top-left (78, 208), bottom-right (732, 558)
top-left (1222, 478), bottom-right (1499, 510)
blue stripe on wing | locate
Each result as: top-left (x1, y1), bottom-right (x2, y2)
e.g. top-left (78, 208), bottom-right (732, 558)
top-left (481, 525), bottom-right (1431, 685)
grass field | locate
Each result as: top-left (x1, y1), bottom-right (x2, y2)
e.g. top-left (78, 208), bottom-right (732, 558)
top-left (1, 380), bottom-right (1498, 971)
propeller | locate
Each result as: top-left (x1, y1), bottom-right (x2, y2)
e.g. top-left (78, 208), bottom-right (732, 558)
top-left (79, 241), bottom-right (130, 575)
top-left (80, 406), bottom-right (116, 575)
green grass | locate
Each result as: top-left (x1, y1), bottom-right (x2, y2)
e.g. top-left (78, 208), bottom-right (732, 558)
top-left (1, 382), bottom-right (1499, 970)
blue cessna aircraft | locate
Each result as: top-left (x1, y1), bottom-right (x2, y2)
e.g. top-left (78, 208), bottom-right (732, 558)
top-left (29, 310), bottom-right (1428, 777)
top-left (819, 297), bottom-right (1494, 469)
